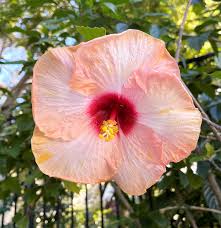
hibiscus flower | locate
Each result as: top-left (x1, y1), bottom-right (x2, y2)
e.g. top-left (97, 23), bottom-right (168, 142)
top-left (31, 29), bottom-right (202, 195)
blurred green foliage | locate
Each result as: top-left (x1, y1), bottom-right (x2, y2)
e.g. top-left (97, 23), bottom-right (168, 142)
top-left (0, 0), bottom-right (221, 227)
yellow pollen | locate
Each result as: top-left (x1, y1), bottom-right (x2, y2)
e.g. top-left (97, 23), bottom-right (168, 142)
top-left (99, 120), bottom-right (119, 142)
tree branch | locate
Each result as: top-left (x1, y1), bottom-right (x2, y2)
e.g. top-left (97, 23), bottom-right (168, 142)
top-left (191, 95), bottom-right (221, 142)
top-left (1, 74), bottom-right (30, 116)
top-left (178, 53), bottom-right (215, 66)
top-left (208, 172), bottom-right (221, 208)
top-left (176, 190), bottom-right (198, 228)
top-left (175, 0), bottom-right (192, 62)
top-left (112, 184), bottom-right (133, 214)
top-left (202, 117), bottom-right (221, 131)
top-left (0, 38), bottom-right (6, 58)
top-left (160, 205), bottom-right (221, 215)
top-left (0, 60), bottom-right (28, 64)
top-left (111, 183), bottom-right (142, 228)
top-left (200, 134), bottom-right (217, 141)
top-left (185, 208), bottom-right (199, 228)
top-left (210, 159), bottom-right (221, 173)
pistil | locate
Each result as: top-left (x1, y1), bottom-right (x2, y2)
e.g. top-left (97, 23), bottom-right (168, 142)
top-left (99, 108), bottom-right (119, 142)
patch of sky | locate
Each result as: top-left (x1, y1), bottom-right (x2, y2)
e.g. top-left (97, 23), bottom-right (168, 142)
top-left (65, 37), bottom-right (77, 46)
top-left (70, 0), bottom-right (79, 9)
top-left (0, 45), bottom-right (27, 88)
top-left (16, 97), bottom-right (26, 104)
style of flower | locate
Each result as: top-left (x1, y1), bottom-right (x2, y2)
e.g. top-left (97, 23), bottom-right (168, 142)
top-left (31, 29), bottom-right (202, 195)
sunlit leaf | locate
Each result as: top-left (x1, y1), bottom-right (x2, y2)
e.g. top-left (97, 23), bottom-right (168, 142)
top-left (63, 180), bottom-right (81, 194)
top-left (76, 26), bottom-right (106, 41)
top-left (210, 71), bottom-right (221, 79)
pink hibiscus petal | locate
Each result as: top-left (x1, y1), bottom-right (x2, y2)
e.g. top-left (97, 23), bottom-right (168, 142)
top-left (70, 29), bottom-right (178, 96)
top-left (113, 124), bottom-right (165, 195)
top-left (31, 127), bottom-right (122, 184)
top-left (32, 47), bottom-right (91, 140)
top-left (123, 70), bottom-right (202, 164)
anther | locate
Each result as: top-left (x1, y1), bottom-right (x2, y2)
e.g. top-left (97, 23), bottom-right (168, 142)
top-left (99, 120), bottom-right (119, 142)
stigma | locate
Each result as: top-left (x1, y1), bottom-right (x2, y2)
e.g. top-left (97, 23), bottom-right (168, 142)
top-left (99, 120), bottom-right (119, 142)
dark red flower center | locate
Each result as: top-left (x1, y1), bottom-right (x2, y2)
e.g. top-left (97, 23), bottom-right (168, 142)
top-left (87, 93), bottom-right (137, 136)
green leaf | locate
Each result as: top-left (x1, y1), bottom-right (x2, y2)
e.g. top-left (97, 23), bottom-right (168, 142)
top-left (204, 180), bottom-right (221, 223)
top-left (63, 180), bottom-right (81, 194)
top-left (179, 171), bottom-right (189, 188)
top-left (106, 0), bottom-right (129, 4)
top-left (8, 145), bottom-right (20, 158)
top-left (44, 182), bottom-right (61, 197)
top-left (148, 211), bottom-right (169, 228)
top-left (205, 143), bottom-right (215, 157)
top-left (1, 177), bottom-right (21, 193)
top-left (157, 174), bottom-right (174, 190)
top-left (25, 187), bottom-right (40, 205)
top-left (26, 0), bottom-right (56, 8)
top-left (0, 157), bottom-right (7, 174)
top-left (209, 39), bottom-right (218, 53)
top-left (149, 25), bottom-right (161, 38)
top-left (14, 213), bottom-right (29, 228)
top-left (76, 26), bottom-right (106, 41)
top-left (0, 125), bottom-right (17, 137)
top-left (187, 32), bottom-right (210, 51)
top-left (16, 114), bottom-right (34, 132)
top-left (215, 54), bottom-right (221, 68)
top-left (195, 19), bottom-right (218, 32)
top-left (25, 169), bottom-right (43, 185)
top-left (209, 103), bottom-right (221, 122)
top-left (130, 0), bottom-right (143, 3)
top-left (215, 152), bottom-right (221, 160)
top-left (210, 71), bottom-right (221, 79)
top-left (0, 114), bottom-right (6, 125)
top-left (103, 2), bottom-right (117, 13)
top-left (173, 161), bottom-right (186, 170)
top-left (189, 154), bottom-right (206, 163)
top-left (116, 23), bottom-right (128, 32)
top-left (17, 216), bottom-right (29, 228)
top-left (197, 161), bottom-right (210, 178)
top-left (187, 171), bottom-right (203, 189)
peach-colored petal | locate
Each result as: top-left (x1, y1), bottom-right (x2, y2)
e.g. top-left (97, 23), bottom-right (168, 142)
top-left (123, 70), bottom-right (202, 164)
top-left (31, 127), bottom-right (122, 184)
top-left (113, 124), bottom-right (165, 195)
top-left (32, 47), bottom-right (91, 140)
top-left (70, 29), bottom-right (178, 96)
